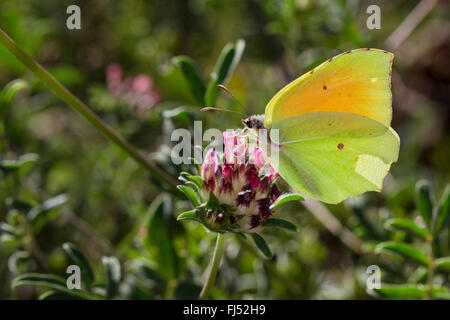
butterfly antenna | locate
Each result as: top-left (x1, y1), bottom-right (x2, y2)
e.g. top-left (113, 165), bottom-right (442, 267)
top-left (217, 84), bottom-right (249, 116)
top-left (200, 107), bottom-right (244, 116)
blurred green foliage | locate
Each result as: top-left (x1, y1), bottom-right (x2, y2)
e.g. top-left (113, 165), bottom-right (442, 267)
top-left (0, 0), bottom-right (449, 299)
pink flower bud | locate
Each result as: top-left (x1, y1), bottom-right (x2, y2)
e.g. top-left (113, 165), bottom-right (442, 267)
top-left (269, 165), bottom-right (280, 180)
top-left (107, 64), bottom-right (122, 82)
top-left (223, 131), bottom-right (248, 165)
top-left (132, 75), bottom-right (152, 93)
top-left (249, 147), bottom-right (266, 169)
top-left (201, 149), bottom-right (218, 181)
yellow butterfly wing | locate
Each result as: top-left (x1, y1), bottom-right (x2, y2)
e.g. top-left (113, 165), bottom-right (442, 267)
top-left (264, 48), bottom-right (394, 128)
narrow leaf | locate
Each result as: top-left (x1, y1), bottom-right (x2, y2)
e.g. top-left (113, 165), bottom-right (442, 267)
top-left (186, 175), bottom-right (203, 188)
top-left (204, 75), bottom-right (219, 107)
top-left (12, 273), bottom-right (91, 299)
top-left (373, 284), bottom-right (447, 300)
top-left (434, 184), bottom-right (450, 234)
top-left (213, 43), bottom-right (236, 84)
top-left (177, 209), bottom-right (198, 221)
top-left (0, 222), bottom-right (21, 244)
top-left (205, 39), bottom-right (245, 106)
top-left (172, 56), bottom-right (205, 105)
top-left (177, 185), bottom-right (200, 207)
top-left (28, 194), bottom-right (68, 232)
top-left (0, 153), bottom-right (39, 174)
top-left (435, 257), bottom-right (450, 271)
top-left (62, 242), bottom-right (95, 287)
top-left (146, 195), bottom-right (180, 279)
top-left (39, 290), bottom-right (84, 300)
top-left (270, 193), bottom-right (304, 210)
top-left (0, 79), bottom-right (28, 105)
top-left (250, 233), bottom-right (272, 258)
top-left (384, 218), bottom-right (430, 240)
top-left (375, 241), bottom-right (430, 266)
top-left (408, 267), bottom-right (428, 284)
top-left (262, 218), bottom-right (298, 232)
top-left (102, 256), bottom-right (121, 299)
top-left (415, 180), bottom-right (434, 228)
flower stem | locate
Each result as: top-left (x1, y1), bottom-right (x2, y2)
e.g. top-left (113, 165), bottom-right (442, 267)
top-left (199, 233), bottom-right (226, 300)
top-left (426, 237), bottom-right (435, 299)
top-left (0, 27), bottom-right (181, 196)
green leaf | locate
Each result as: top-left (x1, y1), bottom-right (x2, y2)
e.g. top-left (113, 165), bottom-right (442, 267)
top-left (204, 77), bottom-right (218, 107)
top-left (0, 153), bottom-right (39, 174)
top-left (186, 175), bottom-right (203, 189)
top-left (269, 193), bottom-right (304, 210)
top-left (62, 242), bottom-right (95, 288)
top-left (146, 195), bottom-right (180, 279)
top-left (408, 267), bottom-right (428, 284)
top-left (177, 185), bottom-right (200, 207)
top-left (415, 180), bottom-right (434, 229)
top-left (434, 184), bottom-right (450, 235)
top-left (172, 56), bottom-right (205, 105)
top-left (0, 79), bottom-right (28, 106)
top-left (435, 257), bottom-right (450, 271)
top-left (0, 222), bottom-right (21, 244)
top-left (177, 209), bottom-right (198, 221)
top-left (373, 284), bottom-right (447, 300)
top-left (28, 194), bottom-right (68, 232)
top-left (12, 273), bottom-right (92, 299)
top-left (205, 39), bottom-right (246, 107)
top-left (250, 233), bottom-right (272, 258)
top-left (39, 290), bottom-right (84, 300)
top-left (262, 218), bottom-right (298, 232)
top-left (102, 256), bottom-right (121, 299)
top-left (375, 241), bottom-right (430, 266)
top-left (185, 181), bottom-right (201, 194)
top-left (215, 39), bottom-right (245, 85)
top-left (6, 198), bottom-right (34, 212)
top-left (384, 218), bottom-right (430, 240)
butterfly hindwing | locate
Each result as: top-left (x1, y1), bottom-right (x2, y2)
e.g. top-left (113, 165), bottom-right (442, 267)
top-left (265, 112), bottom-right (400, 204)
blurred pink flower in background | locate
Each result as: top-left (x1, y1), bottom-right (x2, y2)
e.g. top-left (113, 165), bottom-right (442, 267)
top-left (106, 64), bottom-right (161, 114)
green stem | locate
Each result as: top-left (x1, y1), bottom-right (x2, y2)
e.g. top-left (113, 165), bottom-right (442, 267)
top-left (0, 27), bottom-right (181, 196)
top-left (426, 237), bottom-right (435, 299)
top-left (199, 233), bottom-right (225, 300)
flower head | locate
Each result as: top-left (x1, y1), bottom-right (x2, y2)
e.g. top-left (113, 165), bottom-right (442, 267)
top-left (178, 130), bottom-right (287, 234)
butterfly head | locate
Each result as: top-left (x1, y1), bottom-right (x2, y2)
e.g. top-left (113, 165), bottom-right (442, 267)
top-left (242, 114), bottom-right (265, 130)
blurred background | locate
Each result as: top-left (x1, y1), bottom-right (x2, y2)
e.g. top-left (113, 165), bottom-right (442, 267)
top-left (0, 0), bottom-right (449, 299)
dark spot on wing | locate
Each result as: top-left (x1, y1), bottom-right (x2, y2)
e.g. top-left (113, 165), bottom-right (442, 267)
top-left (309, 69), bottom-right (314, 74)
top-left (337, 143), bottom-right (344, 150)
top-left (365, 48), bottom-right (370, 50)
top-left (323, 85), bottom-right (327, 90)
top-left (328, 57), bottom-right (333, 62)
top-left (328, 123), bottom-right (332, 126)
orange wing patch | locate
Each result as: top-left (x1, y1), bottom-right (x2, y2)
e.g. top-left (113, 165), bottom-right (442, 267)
top-left (264, 48), bottom-right (394, 128)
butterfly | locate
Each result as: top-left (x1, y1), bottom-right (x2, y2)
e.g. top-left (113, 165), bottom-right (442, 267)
top-left (240, 48), bottom-right (400, 204)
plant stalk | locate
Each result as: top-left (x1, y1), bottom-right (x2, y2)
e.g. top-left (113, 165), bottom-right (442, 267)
top-left (198, 233), bottom-right (225, 300)
top-left (0, 27), bottom-right (181, 196)
top-left (426, 237), bottom-right (435, 299)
